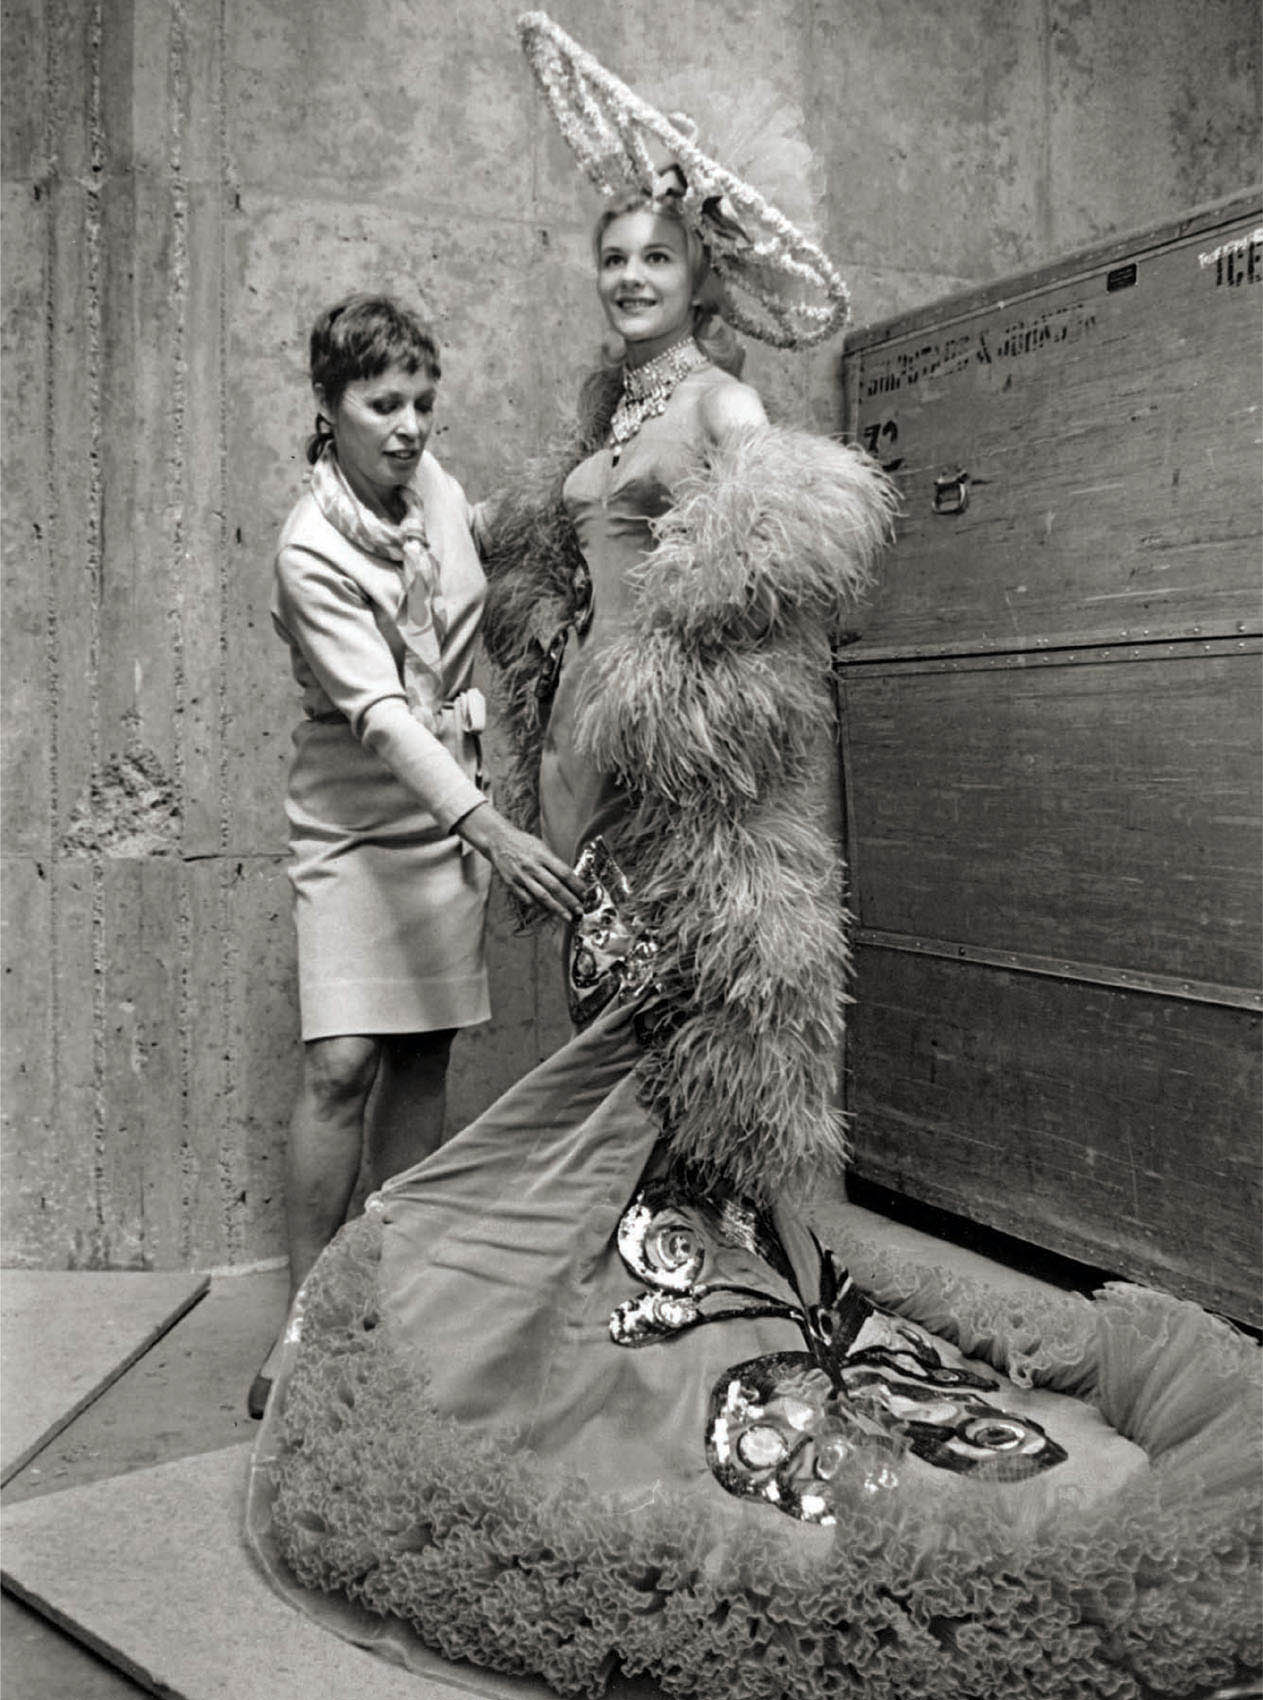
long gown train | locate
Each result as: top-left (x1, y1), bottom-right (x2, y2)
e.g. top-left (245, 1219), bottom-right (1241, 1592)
top-left (247, 375), bottom-right (1261, 1699)
top-left (247, 993), bottom-right (1260, 1699)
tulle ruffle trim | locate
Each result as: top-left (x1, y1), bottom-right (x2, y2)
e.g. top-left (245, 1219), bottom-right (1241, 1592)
top-left (257, 1215), bottom-right (1262, 1700)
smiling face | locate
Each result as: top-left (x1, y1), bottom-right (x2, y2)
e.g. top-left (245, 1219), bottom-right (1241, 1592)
top-left (317, 360), bottom-right (437, 520)
top-left (596, 207), bottom-right (698, 363)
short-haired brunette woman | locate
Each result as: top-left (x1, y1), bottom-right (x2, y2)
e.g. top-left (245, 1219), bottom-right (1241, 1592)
top-left (250, 294), bottom-right (581, 1415)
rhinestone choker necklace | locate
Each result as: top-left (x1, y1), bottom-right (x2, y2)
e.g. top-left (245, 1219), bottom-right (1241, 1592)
top-left (608, 336), bottom-right (709, 453)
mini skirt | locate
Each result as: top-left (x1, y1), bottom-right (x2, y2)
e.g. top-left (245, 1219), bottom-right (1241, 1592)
top-left (285, 716), bottom-right (490, 1041)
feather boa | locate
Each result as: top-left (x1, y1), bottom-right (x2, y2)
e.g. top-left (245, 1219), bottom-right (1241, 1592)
top-left (481, 409), bottom-right (896, 1199)
top-left (479, 369), bottom-right (620, 838)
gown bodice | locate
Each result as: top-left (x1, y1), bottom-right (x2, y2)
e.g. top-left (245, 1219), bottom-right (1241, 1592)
top-left (539, 366), bottom-right (724, 864)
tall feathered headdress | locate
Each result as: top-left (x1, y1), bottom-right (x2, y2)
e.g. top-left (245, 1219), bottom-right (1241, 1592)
top-left (518, 11), bottom-right (849, 350)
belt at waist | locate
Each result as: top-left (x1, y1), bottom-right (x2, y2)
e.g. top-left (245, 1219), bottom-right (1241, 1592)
top-left (308, 687), bottom-right (487, 736)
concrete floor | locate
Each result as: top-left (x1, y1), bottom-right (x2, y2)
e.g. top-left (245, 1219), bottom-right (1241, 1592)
top-left (0, 1267), bottom-right (289, 1699)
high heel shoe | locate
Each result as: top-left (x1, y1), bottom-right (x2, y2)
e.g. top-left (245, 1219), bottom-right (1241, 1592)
top-left (246, 1371), bottom-right (273, 1420)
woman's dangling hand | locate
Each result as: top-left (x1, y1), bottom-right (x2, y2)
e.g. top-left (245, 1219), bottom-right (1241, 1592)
top-left (455, 803), bottom-right (585, 919)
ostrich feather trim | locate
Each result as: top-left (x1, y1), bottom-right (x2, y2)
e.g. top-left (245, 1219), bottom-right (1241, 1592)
top-left (481, 422), bottom-right (895, 1196)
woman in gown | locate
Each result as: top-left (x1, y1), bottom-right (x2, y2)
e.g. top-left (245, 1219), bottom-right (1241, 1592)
top-left (246, 17), bottom-right (1261, 1699)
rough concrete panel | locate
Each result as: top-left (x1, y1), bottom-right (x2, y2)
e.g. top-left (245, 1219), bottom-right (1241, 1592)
top-left (179, 187), bottom-right (234, 857)
top-left (96, 0), bottom-right (137, 176)
top-left (5, 861), bottom-right (103, 1268)
top-left (1, 0), bottom-right (47, 179)
top-left (97, 859), bottom-right (186, 1268)
top-left (62, 744), bottom-right (180, 858)
top-left (217, 384), bottom-right (294, 858)
top-left (1047, 0), bottom-right (1262, 254)
top-left (53, 859), bottom-right (112, 1268)
top-left (1, 182), bottom-right (52, 852)
top-left (108, 1), bottom-right (233, 862)
top-left (175, 855), bottom-right (295, 1270)
top-left (116, 295), bottom-right (178, 758)
top-left (100, 171), bottom-right (176, 793)
top-left (108, 177), bottom-right (231, 858)
top-left (180, 859), bottom-right (231, 1270)
top-left (211, 856), bottom-right (298, 1267)
top-left (225, 0), bottom-right (539, 220)
top-left (615, 0), bottom-right (807, 88)
top-left (803, 264), bottom-right (986, 433)
top-left (220, 447), bottom-right (293, 862)
top-left (45, 175), bottom-right (101, 849)
top-left (129, 0), bottom-right (227, 190)
top-left (517, 220), bottom-right (615, 437)
top-left (1, 859), bottom-right (57, 1255)
top-left (15, 0), bottom-right (93, 181)
top-left (810, 0), bottom-right (1049, 281)
top-left (740, 339), bottom-right (812, 427)
top-left (431, 219), bottom-right (595, 497)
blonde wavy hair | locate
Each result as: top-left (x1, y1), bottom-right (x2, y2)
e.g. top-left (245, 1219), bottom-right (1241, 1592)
top-left (591, 190), bottom-right (746, 379)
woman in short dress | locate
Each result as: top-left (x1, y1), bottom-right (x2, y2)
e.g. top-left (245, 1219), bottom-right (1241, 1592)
top-left (254, 294), bottom-right (580, 1414)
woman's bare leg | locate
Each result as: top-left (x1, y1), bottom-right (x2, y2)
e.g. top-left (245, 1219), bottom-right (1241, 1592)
top-left (366, 1027), bottom-right (456, 1189)
top-left (256, 1034), bottom-right (380, 1390)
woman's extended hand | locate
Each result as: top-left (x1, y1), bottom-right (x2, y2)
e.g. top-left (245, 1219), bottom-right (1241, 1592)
top-left (455, 804), bottom-right (585, 919)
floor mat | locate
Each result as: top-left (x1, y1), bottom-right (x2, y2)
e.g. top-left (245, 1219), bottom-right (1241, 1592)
top-left (1, 1272), bottom-right (209, 1484)
top-left (0, 1444), bottom-right (660, 1699)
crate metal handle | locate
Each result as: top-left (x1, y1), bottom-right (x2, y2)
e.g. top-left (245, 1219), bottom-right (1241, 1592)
top-left (933, 470), bottom-right (971, 515)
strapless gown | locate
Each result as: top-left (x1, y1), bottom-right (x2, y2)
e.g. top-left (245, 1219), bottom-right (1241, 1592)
top-left (246, 378), bottom-right (1261, 1700)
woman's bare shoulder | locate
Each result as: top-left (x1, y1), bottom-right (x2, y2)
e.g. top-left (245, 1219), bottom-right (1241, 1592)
top-left (696, 368), bottom-right (769, 443)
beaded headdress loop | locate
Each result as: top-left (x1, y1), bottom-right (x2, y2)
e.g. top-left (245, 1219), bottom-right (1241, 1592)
top-left (518, 11), bottom-right (850, 350)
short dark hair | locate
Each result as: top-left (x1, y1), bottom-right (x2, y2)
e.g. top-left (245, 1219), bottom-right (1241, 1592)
top-left (307, 294), bottom-right (441, 462)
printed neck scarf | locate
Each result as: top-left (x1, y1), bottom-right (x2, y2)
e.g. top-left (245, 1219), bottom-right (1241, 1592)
top-left (310, 445), bottom-right (447, 727)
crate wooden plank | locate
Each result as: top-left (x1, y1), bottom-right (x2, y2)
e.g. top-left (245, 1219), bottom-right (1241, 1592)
top-left (841, 199), bottom-right (1262, 656)
top-left (836, 195), bottom-right (1262, 1316)
top-left (840, 640), bottom-right (1262, 993)
top-left (844, 192), bottom-right (1263, 353)
top-left (846, 945), bottom-right (1262, 1323)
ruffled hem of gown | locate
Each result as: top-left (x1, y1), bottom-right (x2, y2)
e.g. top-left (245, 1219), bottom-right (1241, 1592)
top-left (247, 1210), bottom-right (1262, 1700)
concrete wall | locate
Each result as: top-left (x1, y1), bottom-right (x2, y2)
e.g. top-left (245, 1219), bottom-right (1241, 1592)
top-left (3, 0), bottom-right (1258, 1270)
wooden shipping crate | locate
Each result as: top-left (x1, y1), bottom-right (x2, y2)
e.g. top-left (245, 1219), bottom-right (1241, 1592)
top-left (837, 191), bottom-right (1262, 1324)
